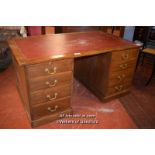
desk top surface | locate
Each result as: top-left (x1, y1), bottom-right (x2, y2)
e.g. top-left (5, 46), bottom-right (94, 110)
top-left (9, 31), bottom-right (139, 65)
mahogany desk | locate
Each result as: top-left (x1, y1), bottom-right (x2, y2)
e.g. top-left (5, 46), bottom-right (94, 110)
top-left (9, 31), bottom-right (140, 127)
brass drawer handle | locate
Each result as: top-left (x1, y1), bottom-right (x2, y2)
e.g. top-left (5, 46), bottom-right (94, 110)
top-left (115, 85), bottom-right (123, 91)
top-left (117, 74), bottom-right (125, 81)
top-left (119, 64), bottom-right (128, 69)
top-left (122, 53), bottom-right (129, 60)
top-left (45, 80), bottom-right (58, 87)
top-left (47, 105), bottom-right (58, 112)
top-left (46, 92), bottom-right (58, 101)
top-left (45, 67), bottom-right (57, 75)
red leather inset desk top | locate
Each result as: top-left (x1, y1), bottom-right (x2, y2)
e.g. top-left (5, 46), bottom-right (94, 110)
top-left (14, 31), bottom-right (138, 61)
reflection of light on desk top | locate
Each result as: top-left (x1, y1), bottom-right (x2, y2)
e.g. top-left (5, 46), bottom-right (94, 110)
top-left (134, 40), bottom-right (143, 47)
top-left (79, 40), bottom-right (88, 45)
top-left (74, 52), bottom-right (81, 56)
top-left (51, 54), bottom-right (64, 59)
top-left (135, 43), bottom-right (143, 46)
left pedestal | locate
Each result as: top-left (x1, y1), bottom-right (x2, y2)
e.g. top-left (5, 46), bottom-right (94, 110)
top-left (12, 56), bottom-right (74, 127)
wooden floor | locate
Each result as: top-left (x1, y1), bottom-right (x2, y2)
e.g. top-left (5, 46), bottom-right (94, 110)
top-left (120, 60), bottom-right (155, 129)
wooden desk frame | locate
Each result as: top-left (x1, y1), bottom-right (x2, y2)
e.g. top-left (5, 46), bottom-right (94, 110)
top-left (9, 31), bottom-right (140, 127)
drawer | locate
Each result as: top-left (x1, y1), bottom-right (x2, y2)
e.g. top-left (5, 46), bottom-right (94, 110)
top-left (110, 60), bottom-right (136, 72)
top-left (26, 59), bottom-right (73, 79)
top-left (30, 84), bottom-right (71, 105)
top-left (31, 97), bottom-right (70, 120)
top-left (108, 68), bottom-right (135, 87)
top-left (28, 71), bottom-right (73, 92)
top-left (111, 49), bottom-right (138, 63)
top-left (106, 82), bottom-right (131, 96)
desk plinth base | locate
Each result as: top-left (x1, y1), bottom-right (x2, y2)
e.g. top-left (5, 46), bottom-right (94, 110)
top-left (31, 108), bottom-right (73, 128)
top-left (100, 90), bottom-right (130, 103)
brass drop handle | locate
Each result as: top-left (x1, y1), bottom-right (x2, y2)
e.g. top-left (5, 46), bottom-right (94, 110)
top-left (117, 74), bottom-right (125, 81)
top-left (115, 85), bottom-right (123, 91)
top-left (44, 67), bottom-right (57, 75)
top-left (45, 80), bottom-right (57, 87)
top-left (119, 64), bottom-right (128, 69)
top-left (122, 53), bottom-right (129, 60)
top-left (117, 75), bottom-right (121, 80)
top-left (47, 105), bottom-right (58, 112)
top-left (46, 92), bottom-right (58, 101)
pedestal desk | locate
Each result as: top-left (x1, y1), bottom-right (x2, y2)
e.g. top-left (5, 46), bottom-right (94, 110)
top-left (8, 31), bottom-right (140, 127)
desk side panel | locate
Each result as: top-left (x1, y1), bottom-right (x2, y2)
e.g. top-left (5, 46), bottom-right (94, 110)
top-left (74, 53), bottom-right (111, 99)
top-left (12, 55), bottom-right (31, 121)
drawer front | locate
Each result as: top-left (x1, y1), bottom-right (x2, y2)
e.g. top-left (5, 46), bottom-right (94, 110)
top-left (30, 84), bottom-right (71, 105)
top-left (31, 97), bottom-right (70, 120)
top-left (111, 49), bottom-right (138, 63)
top-left (29, 71), bottom-right (73, 92)
top-left (110, 60), bottom-right (136, 72)
top-left (106, 83), bottom-right (131, 96)
top-left (26, 59), bottom-right (73, 79)
top-left (108, 68), bottom-right (135, 87)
